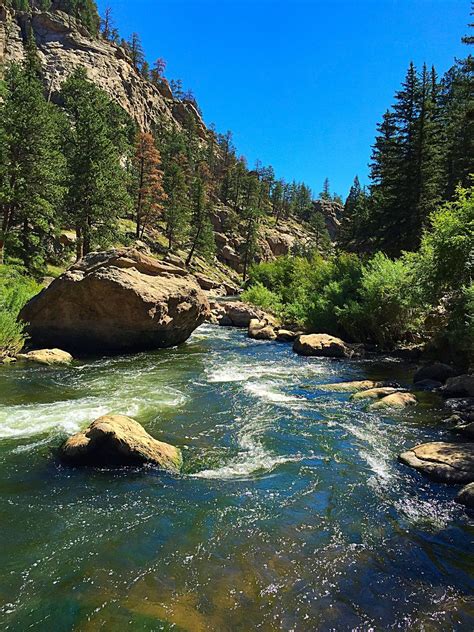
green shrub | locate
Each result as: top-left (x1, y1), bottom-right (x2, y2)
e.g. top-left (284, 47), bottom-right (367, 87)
top-left (241, 282), bottom-right (283, 315)
top-left (0, 266), bottom-right (41, 358)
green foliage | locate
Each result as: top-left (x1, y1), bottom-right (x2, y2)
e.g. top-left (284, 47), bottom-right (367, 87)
top-left (0, 265), bottom-right (41, 357)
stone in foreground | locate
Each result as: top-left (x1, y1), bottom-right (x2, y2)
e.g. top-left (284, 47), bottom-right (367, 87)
top-left (370, 392), bottom-right (417, 410)
top-left (399, 442), bottom-right (474, 484)
top-left (19, 248), bottom-right (209, 354)
top-left (293, 334), bottom-right (351, 358)
top-left (16, 349), bottom-right (73, 366)
top-left (456, 482), bottom-right (474, 509)
top-left (59, 414), bottom-right (182, 472)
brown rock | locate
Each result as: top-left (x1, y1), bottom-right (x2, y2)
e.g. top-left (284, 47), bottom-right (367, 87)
top-left (248, 319), bottom-right (277, 341)
top-left (399, 442), bottom-right (474, 484)
top-left (370, 392), bottom-right (417, 410)
top-left (352, 387), bottom-right (402, 401)
top-left (16, 349), bottom-right (73, 366)
top-left (276, 329), bottom-right (298, 342)
top-left (217, 301), bottom-right (275, 328)
top-left (293, 334), bottom-right (351, 358)
top-left (59, 414), bottom-right (182, 472)
top-left (19, 248), bottom-right (209, 354)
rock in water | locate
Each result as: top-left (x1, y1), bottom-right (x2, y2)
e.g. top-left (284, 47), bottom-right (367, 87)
top-left (370, 392), bottom-right (417, 410)
top-left (321, 380), bottom-right (399, 392)
top-left (248, 319), bottom-right (277, 341)
top-left (399, 442), bottom-right (474, 484)
top-left (19, 249), bottom-right (210, 354)
top-left (413, 362), bottom-right (457, 385)
top-left (16, 349), bottom-right (73, 366)
top-left (456, 482), bottom-right (474, 509)
top-left (59, 415), bottom-right (183, 472)
top-left (440, 375), bottom-right (474, 398)
top-left (293, 334), bottom-right (351, 358)
top-left (352, 387), bottom-right (402, 401)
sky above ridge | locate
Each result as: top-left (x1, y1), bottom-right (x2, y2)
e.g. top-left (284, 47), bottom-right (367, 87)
top-left (97, 0), bottom-right (469, 199)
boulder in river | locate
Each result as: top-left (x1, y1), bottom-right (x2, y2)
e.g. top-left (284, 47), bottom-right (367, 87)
top-left (456, 482), bottom-right (474, 509)
top-left (213, 301), bottom-right (276, 328)
top-left (275, 329), bottom-right (298, 342)
top-left (19, 248), bottom-right (209, 354)
top-left (369, 392), bottom-right (417, 410)
top-left (59, 414), bottom-right (182, 472)
top-left (16, 349), bottom-right (73, 366)
top-left (321, 380), bottom-right (399, 392)
top-left (440, 375), bottom-right (474, 398)
top-left (413, 362), bottom-right (457, 385)
top-left (399, 441), bottom-right (474, 484)
top-left (293, 334), bottom-right (351, 359)
top-left (248, 319), bottom-right (277, 341)
top-left (352, 387), bottom-right (402, 401)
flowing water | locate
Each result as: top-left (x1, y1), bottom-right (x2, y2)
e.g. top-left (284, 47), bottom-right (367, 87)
top-left (0, 324), bottom-right (473, 630)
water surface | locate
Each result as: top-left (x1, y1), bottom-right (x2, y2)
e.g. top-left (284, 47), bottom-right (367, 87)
top-left (0, 324), bottom-right (473, 630)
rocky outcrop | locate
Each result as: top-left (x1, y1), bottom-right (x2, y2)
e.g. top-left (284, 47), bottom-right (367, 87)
top-left (59, 414), bottom-right (182, 472)
top-left (19, 248), bottom-right (209, 354)
top-left (293, 334), bottom-right (352, 358)
top-left (399, 442), bottom-right (474, 484)
top-left (312, 199), bottom-right (344, 241)
top-left (16, 348), bottom-right (73, 366)
top-left (370, 392), bottom-right (417, 410)
top-left (0, 7), bottom-right (207, 136)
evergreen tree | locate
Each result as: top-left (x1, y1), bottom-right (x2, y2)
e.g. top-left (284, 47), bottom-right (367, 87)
top-left (186, 170), bottom-right (215, 266)
top-left (134, 132), bottom-right (166, 239)
top-left (127, 33), bottom-right (145, 71)
top-left (0, 53), bottom-right (65, 273)
top-left (163, 160), bottom-right (189, 251)
top-left (320, 178), bottom-right (331, 200)
top-left (60, 68), bottom-right (131, 259)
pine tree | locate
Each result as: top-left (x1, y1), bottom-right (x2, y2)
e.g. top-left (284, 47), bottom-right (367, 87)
top-left (320, 178), bottom-right (331, 200)
top-left (163, 159), bottom-right (190, 251)
top-left (310, 211), bottom-right (332, 254)
top-left (186, 169), bottom-right (215, 266)
top-left (127, 33), bottom-right (145, 71)
top-left (0, 52), bottom-right (65, 273)
top-left (134, 132), bottom-right (166, 239)
top-left (61, 68), bottom-right (131, 259)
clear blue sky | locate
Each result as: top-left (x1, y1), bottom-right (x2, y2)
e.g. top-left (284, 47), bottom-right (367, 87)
top-left (97, 0), bottom-right (469, 198)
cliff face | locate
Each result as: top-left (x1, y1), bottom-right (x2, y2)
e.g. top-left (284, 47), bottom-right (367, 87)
top-left (0, 6), bottom-right (207, 135)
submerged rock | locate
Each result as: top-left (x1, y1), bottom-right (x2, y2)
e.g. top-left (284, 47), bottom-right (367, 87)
top-left (19, 248), bottom-right (209, 355)
top-left (352, 387), bottom-right (402, 401)
top-left (16, 349), bottom-right (73, 366)
top-left (456, 482), bottom-right (474, 509)
top-left (369, 392), bottom-right (417, 410)
top-left (59, 414), bottom-right (182, 472)
top-left (293, 334), bottom-right (352, 358)
top-left (399, 441), bottom-right (474, 484)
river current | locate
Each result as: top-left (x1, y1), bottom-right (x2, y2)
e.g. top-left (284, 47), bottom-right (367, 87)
top-left (0, 324), bottom-right (473, 630)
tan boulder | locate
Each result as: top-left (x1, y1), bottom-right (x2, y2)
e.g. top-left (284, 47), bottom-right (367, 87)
top-left (352, 387), bottom-right (402, 401)
top-left (16, 349), bottom-right (73, 366)
top-left (370, 392), bottom-right (417, 410)
top-left (275, 329), bottom-right (298, 342)
top-left (321, 380), bottom-right (398, 392)
top-left (248, 319), bottom-right (277, 341)
top-left (399, 442), bottom-right (474, 484)
top-left (59, 414), bottom-right (182, 472)
top-left (217, 301), bottom-right (276, 328)
top-left (19, 248), bottom-right (209, 355)
top-left (293, 334), bottom-right (351, 358)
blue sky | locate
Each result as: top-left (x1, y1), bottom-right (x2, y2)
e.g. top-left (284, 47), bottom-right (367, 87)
top-left (97, 0), bottom-right (469, 198)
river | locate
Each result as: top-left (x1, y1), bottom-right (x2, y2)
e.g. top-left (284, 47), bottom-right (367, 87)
top-left (0, 324), bottom-right (473, 630)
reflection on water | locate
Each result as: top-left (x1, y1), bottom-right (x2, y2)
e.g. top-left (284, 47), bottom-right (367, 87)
top-left (0, 323), bottom-right (473, 630)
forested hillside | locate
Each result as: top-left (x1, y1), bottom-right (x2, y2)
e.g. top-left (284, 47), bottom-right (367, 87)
top-left (0, 0), bottom-right (473, 367)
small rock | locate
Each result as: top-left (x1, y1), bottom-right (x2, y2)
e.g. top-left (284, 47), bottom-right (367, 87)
top-left (321, 380), bottom-right (399, 392)
top-left (59, 414), bottom-right (182, 472)
top-left (352, 387), bottom-right (402, 401)
top-left (16, 349), bottom-right (73, 366)
top-left (440, 375), bottom-right (474, 398)
top-left (293, 334), bottom-right (351, 358)
top-left (399, 442), bottom-right (474, 484)
top-left (456, 482), bottom-right (474, 509)
top-left (370, 392), bottom-right (417, 410)
top-left (413, 362), bottom-right (457, 385)
top-left (248, 319), bottom-right (277, 341)
top-left (275, 329), bottom-right (298, 343)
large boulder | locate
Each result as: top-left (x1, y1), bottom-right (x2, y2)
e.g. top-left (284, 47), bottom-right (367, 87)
top-left (440, 375), bottom-right (474, 398)
top-left (413, 362), bottom-right (457, 385)
top-left (293, 334), bottom-right (351, 358)
top-left (16, 348), bottom-right (73, 366)
top-left (369, 392), bottom-right (417, 410)
top-left (399, 442), bottom-right (474, 484)
top-left (59, 414), bottom-right (182, 472)
top-left (19, 249), bottom-right (209, 354)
